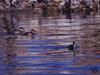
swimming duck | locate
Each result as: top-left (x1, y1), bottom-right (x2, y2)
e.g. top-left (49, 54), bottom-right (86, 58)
top-left (67, 41), bottom-right (76, 56)
top-left (30, 29), bottom-right (37, 35)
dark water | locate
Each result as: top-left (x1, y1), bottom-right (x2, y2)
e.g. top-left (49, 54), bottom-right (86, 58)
top-left (0, 11), bottom-right (100, 75)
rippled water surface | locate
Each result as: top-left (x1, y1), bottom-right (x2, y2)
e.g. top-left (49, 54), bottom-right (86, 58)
top-left (0, 11), bottom-right (100, 75)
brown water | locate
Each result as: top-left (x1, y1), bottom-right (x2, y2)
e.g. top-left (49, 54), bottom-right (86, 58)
top-left (0, 11), bottom-right (100, 75)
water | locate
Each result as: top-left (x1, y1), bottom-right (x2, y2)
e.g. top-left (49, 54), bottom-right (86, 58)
top-left (0, 11), bottom-right (100, 75)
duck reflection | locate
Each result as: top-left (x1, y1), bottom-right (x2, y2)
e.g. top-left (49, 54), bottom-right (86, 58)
top-left (3, 37), bottom-right (17, 75)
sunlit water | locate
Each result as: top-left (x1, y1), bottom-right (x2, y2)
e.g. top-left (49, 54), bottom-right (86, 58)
top-left (0, 11), bottom-right (100, 75)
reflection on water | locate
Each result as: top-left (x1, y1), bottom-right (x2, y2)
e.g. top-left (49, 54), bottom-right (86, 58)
top-left (0, 11), bottom-right (100, 75)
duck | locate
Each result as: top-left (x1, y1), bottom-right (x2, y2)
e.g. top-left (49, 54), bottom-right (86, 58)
top-left (41, 41), bottom-right (79, 56)
top-left (17, 27), bottom-right (37, 36)
top-left (14, 27), bottom-right (25, 35)
top-left (30, 29), bottom-right (37, 35)
top-left (67, 41), bottom-right (77, 56)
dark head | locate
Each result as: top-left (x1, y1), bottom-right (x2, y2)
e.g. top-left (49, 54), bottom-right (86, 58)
top-left (19, 27), bottom-right (24, 30)
top-left (73, 41), bottom-right (75, 45)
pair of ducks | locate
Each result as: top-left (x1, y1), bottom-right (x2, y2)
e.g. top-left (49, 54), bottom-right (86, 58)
top-left (15, 27), bottom-right (37, 36)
